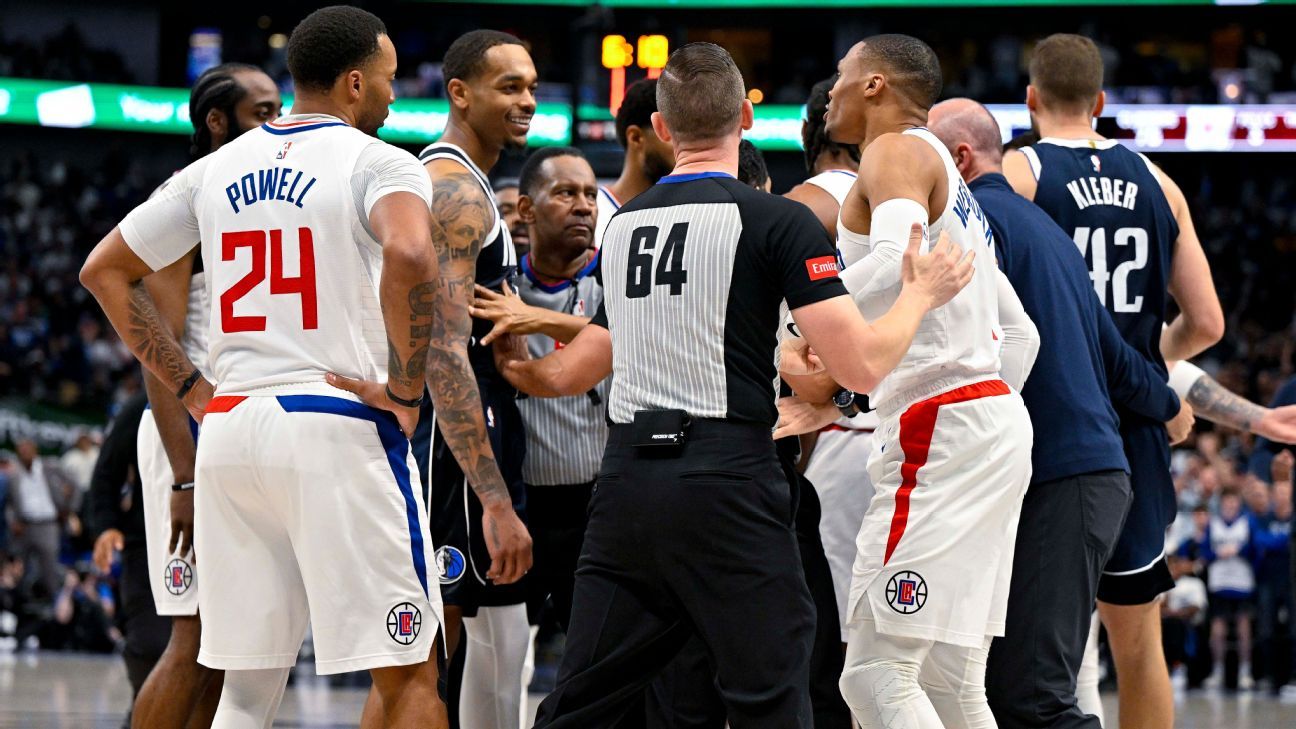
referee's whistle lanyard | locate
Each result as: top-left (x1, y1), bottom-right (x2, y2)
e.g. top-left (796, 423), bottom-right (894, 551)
top-left (519, 252), bottom-right (602, 408)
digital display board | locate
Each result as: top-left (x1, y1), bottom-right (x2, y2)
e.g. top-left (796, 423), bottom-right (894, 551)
top-left (0, 77), bottom-right (573, 146)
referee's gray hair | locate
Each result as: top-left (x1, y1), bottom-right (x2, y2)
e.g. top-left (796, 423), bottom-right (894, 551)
top-left (656, 43), bottom-right (745, 143)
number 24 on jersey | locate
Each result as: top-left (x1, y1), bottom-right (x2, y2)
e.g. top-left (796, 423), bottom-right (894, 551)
top-left (219, 227), bottom-right (318, 333)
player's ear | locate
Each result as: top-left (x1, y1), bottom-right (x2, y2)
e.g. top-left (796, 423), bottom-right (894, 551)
top-left (1025, 85), bottom-right (1038, 114)
top-left (205, 108), bottom-right (227, 144)
top-left (1092, 90), bottom-right (1105, 119)
top-left (739, 99), bottom-right (754, 131)
top-left (345, 69), bottom-right (364, 102)
top-left (518, 194), bottom-right (536, 224)
top-left (954, 143), bottom-right (975, 178)
top-left (447, 78), bottom-right (470, 111)
top-left (626, 126), bottom-right (643, 151)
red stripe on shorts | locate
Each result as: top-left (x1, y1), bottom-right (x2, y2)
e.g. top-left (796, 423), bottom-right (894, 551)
top-left (205, 395), bottom-right (248, 414)
top-left (883, 379), bottom-right (1011, 565)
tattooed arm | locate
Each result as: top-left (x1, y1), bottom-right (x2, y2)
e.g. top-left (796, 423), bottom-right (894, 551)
top-left (139, 250), bottom-right (205, 555)
top-left (1170, 361), bottom-right (1296, 444)
top-left (80, 229), bottom-right (213, 420)
top-left (425, 158), bottom-right (532, 584)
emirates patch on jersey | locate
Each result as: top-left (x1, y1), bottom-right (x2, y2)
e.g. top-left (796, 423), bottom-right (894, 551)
top-left (805, 255), bottom-right (840, 281)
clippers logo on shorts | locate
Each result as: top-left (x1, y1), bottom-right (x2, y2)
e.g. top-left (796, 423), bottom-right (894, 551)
top-left (885, 570), bottom-right (927, 615)
top-left (805, 255), bottom-right (840, 281)
top-left (163, 558), bottom-right (193, 596)
top-left (386, 602), bottom-right (422, 646)
top-left (435, 545), bottom-right (466, 585)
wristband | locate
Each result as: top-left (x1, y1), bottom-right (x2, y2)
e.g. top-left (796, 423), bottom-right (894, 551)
top-left (386, 385), bottom-right (425, 409)
top-left (175, 369), bottom-right (202, 400)
top-left (171, 481), bottom-right (195, 492)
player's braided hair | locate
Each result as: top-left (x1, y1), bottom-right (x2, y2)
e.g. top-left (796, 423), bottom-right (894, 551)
top-left (802, 77), bottom-right (860, 173)
top-left (615, 79), bottom-right (657, 149)
top-left (737, 139), bottom-right (769, 189)
top-left (189, 62), bottom-right (260, 159)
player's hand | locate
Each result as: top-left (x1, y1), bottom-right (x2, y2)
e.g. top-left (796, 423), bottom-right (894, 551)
top-left (481, 502), bottom-right (533, 585)
top-left (1254, 405), bottom-right (1296, 445)
top-left (93, 529), bottom-right (124, 574)
top-left (471, 281), bottom-right (541, 345)
top-left (168, 489), bottom-right (195, 560)
top-left (324, 373), bottom-right (421, 439)
top-left (774, 395), bottom-right (840, 439)
top-left (1165, 397), bottom-right (1195, 445)
top-left (492, 332), bottom-right (533, 371)
top-left (779, 337), bottom-right (825, 377)
top-left (1271, 449), bottom-right (1294, 485)
top-left (182, 377), bottom-right (214, 424)
top-left (902, 225), bottom-right (975, 310)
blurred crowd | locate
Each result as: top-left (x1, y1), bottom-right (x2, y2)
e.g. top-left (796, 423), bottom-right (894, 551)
top-left (1, 433), bottom-right (120, 654)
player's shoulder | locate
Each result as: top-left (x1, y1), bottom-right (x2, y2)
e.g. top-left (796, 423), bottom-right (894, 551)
top-left (859, 132), bottom-right (944, 183)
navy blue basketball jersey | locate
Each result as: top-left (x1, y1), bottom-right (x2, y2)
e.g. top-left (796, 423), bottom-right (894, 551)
top-left (418, 142), bottom-right (518, 384)
top-left (1023, 139), bottom-right (1179, 372)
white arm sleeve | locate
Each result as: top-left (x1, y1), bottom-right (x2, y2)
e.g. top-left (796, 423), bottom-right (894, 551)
top-left (838, 198), bottom-right (926, 308)
top-left (1167, 360), bottom-right (1206, 400)
top-left (355, 142), bottom-right (434, 224)
top-left (996, 269), bottom-right (1039, 392)
top-left (119, 160), bottom-right (206, 271)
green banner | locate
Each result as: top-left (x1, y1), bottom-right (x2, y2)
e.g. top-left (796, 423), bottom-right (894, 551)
top-left (0, 77), bottom-right (572, 146)
top-left (0, 399), bottom-right (105, 455)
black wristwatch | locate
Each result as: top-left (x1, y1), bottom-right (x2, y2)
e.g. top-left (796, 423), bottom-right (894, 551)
top-left (833, 388), bottom-right (861, 418)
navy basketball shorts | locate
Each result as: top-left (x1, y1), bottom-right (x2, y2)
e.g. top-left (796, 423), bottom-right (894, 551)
top-left (1097, 420), bottom-right (1177, 605)
top-left (413, 383), bottom-right (528, 615)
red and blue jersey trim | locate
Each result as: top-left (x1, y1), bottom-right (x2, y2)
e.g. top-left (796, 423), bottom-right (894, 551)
top-left (260, 118), bottom-right (349, 136)
top-left (520, 250), bottom-right (600, 294)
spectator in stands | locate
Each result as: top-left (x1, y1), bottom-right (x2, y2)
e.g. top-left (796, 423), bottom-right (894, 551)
top-left (0, 453), bottom-right (10, 554)
top-left (1206, 489), bottom-right (1257, 689)
top-left (1255, 470), bottom-right (1293, 692)
top-left (45, 563), bottom-right (118, 653)
top-left (1162, 553), bottom-right (1208, 687)
top-left (6, 439), bottom-right (72, 599)
top-left (59, 431), bottom-right (99, 498)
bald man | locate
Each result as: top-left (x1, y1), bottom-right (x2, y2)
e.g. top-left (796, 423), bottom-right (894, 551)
top-left (926, 98), bottom-right (1191, 729)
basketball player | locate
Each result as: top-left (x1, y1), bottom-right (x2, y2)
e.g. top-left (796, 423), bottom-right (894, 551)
top-left (597, 79), bottom-right (676, 246)
top-left (823, 35), bottom-right (1039, 728)
top-left (412, 29), bottom-right (536, 729)
top-left (925, 97), bottom-right (1193, 729)
top-left (496, 42), bottom-right (975, 728)
top-left (81, 6), bottom-right (448, 727)
top-left (130, 62), bottom-right (281, 729)
top-left (782, 78), bottom-right (877, 650)
top-left (1003, 34), bottom-right (1224, 729)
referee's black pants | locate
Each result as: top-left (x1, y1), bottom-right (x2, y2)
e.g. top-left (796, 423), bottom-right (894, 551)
top-left (533, 420), bottom-right (816, 729)
top-left (986, 470), bottom-right (1131, 729)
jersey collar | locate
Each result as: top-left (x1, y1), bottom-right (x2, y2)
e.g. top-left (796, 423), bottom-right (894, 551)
top-left (599, 186), bottom-right (622, 210)
top-left (658, 171), bottom-right (735, 185)
top-left (262, 114), bottom-right (349, 135)
top-left (1038, 137), bottom-right (1120, 150)
top-left (521, 250), bottom-right (601, 294)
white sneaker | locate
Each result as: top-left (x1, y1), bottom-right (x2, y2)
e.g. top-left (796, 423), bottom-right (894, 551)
top-left (1238, 671), bottom-right (1255, 691)
top-left (1204, 670), bottom-right (1223, 689)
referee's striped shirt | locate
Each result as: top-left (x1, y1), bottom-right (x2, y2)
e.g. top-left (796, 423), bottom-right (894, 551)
top-left (515, 252), bottom-right (609, 485)
top-left (591, 171), bottom-right (847, 426)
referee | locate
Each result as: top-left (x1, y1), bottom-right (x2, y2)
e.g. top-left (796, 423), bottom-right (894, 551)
top-left (496, 42), bottom-right (973, 728)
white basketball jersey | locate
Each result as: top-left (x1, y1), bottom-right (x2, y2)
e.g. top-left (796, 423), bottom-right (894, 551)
top-left (595, 185), bottom-right (622, 249)
top-left (843, 128), bottom-right (1002, 413)
top-left (121, 114), bottom-right (433, 397)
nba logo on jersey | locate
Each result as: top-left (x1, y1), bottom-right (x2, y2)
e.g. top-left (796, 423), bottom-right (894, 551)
top-left (276, 141), bottom-right (293, 160)
top-left (1090, 154), bottom-right (1101, 172)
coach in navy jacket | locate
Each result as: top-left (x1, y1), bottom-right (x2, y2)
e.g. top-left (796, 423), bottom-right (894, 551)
top-left (928, 99), bottom-right (1188, 729)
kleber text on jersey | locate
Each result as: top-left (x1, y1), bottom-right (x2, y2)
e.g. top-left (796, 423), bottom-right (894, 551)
top-left (224, 167), bottom-right (319, 214)
top-left (1066, 176), bottom-right (1139, 211)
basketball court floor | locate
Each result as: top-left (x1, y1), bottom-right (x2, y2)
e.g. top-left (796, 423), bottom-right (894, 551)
top-left (1, 652), bottom-right (1293, 728)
